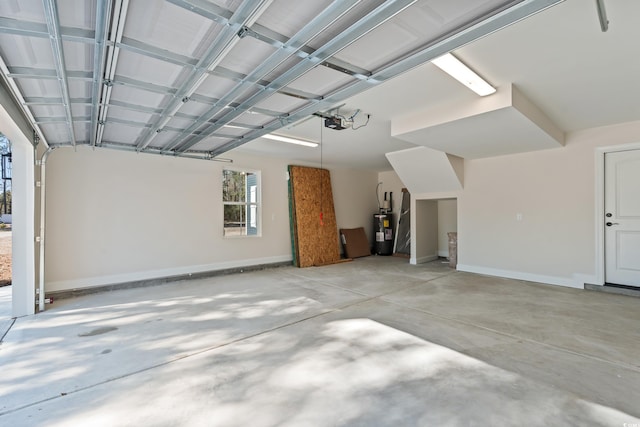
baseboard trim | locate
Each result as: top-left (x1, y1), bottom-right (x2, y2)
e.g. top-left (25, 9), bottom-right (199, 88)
top-left (456, 264), bottom-right (582, 289)
top-left (572, 273), bottom-right (598, 289)
top-left (47, 256), bottom-right (293, 299)
top-left (410, 254), bottom-right (439, 265)
top-left (437, 250), bottom-right (449, 258)
top-left (585, 283), bottom-right (640, 298)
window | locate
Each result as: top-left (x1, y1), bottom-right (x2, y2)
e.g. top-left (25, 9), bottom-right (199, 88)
top-left (222, 169), bottom-right (260, 237)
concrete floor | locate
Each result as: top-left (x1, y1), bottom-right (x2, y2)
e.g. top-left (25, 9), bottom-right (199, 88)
top-left (0, 285), bottom-right (11, 341)
top-left (0, 257), bottom-right (638, 426)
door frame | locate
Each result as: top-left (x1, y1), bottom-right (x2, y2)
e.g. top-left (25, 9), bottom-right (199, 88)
top-left (595, 142), bottom-right (640, 286)
top-left (410, 192), bottom-right (459, 265)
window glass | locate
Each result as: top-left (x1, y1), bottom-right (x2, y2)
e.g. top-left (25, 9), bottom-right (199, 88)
top-left (223, 169), bottom-right (259, 237)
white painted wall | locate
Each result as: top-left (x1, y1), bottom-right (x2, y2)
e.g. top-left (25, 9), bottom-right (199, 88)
top-left (45, 119), bottom-right (640, 292)
top-left (377, 170), bottom-right (405, 232)
top-left (0, 107), bottom-right (35, 316)
top-left (411, 199), bottom-right (438, 264)
top-left (437, 200), bottom-right (457, 257)
top-left (44, 147), bottom-right (377, 291)
top-left (457, 120), bottom-right (640, 287)
top-left (378, 170), bottom-right (457, 259)
top-left (45, 147), bottom-right (293, 291)
top-left (331, 168), bottom-right (378, 248)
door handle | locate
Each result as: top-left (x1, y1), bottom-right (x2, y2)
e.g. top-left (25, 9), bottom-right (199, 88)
top-left (606, 222), bottom-right (619, 226)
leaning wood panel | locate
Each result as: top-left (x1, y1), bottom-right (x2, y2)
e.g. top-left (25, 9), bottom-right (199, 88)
top-left (287, 167), bottom-right (300, 267)
top-left (394, 188), bottom-right (411, 257)
top-left (288, 165), bottom-right (341, 267)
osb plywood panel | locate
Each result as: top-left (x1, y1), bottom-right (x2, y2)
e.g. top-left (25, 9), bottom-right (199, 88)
top-left (288, 165), bottom-right (341, 268)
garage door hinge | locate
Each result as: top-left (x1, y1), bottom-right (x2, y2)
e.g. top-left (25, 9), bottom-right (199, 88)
top-left (35, 181), bottom-right (41, 188)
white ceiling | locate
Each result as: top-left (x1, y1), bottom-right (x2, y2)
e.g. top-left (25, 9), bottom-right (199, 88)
top-left (0, 0), bottom-right (637, 171)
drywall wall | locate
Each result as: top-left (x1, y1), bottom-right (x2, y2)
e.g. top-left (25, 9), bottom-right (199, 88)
top-left (331, 168), bottom-right (378, 248)
top-left (44, 147), bottom-right (378, 291)
top-left (0, 103), bottom-right (35, 316)
top-left (457, 119), bottom-right (640, 287)
top-left (411, 199), bottom-right (438, 264)
top-left (44, 148), bottom-right (292, 291)
top-left (438, 199), bottom-right (457, 257)
top-left (377, 170), bottom-right (405, 233)
top-left (377, 170), bottom-right (404, 215)
top-left (378, 171), bottom-right (456, 259)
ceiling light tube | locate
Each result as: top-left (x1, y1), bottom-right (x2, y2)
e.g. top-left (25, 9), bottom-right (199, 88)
top-left (431, 53), bottom-right (496, 96)
top-left (262, 134), bottom-right (318, 147)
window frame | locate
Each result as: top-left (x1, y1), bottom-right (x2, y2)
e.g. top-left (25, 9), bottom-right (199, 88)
top-left (222, 166), bottom-right (262, 238)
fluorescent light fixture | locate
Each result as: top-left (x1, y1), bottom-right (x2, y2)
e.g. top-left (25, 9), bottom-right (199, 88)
top-left (262, 134), bottom-right (318, 148)
top-left (431, 53), bottom-right (496, 96)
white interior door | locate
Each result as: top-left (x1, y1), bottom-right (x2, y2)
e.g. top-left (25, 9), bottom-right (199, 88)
top-left (605, 149), bottom-right (640, 287)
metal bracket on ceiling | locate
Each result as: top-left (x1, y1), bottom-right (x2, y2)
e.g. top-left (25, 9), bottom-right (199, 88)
top-left (596, 0), bottom-right (608, 32)
top-left (278, 116), bottom-right (290, 126)
top-left (237, 25), bottom-right (250, 38)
